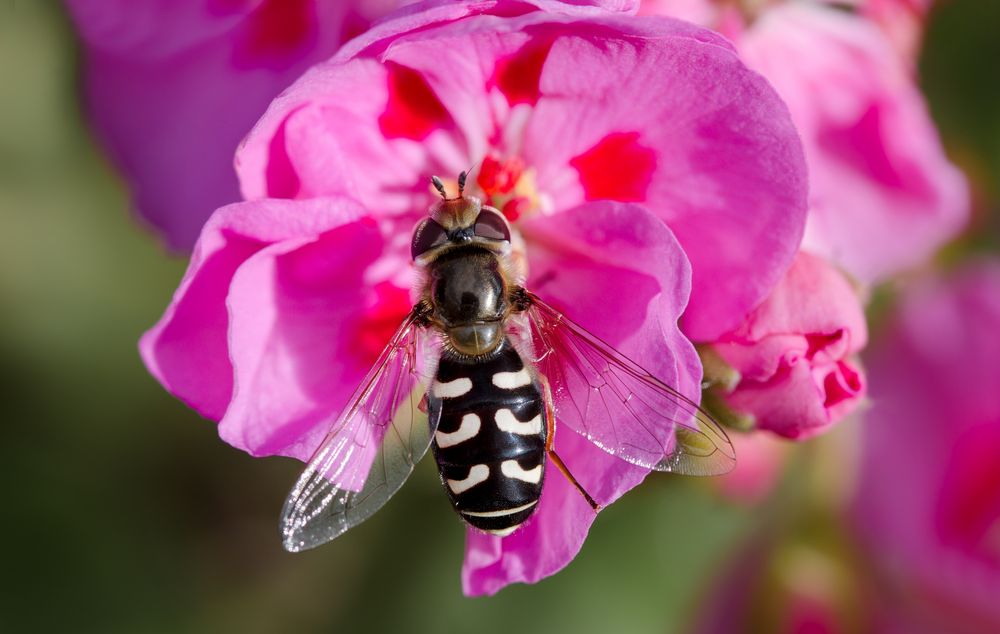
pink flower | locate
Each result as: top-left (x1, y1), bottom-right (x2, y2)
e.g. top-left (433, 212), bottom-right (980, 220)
top-left (832, 0), bottom-right (933, 60)
top-left (66, 0), bottom-right (641, 250)
top-left (854, 260), bottom-right (1000, 631)
top-left (642, 0), bottom-right (969, 283)
top-left (142, 3), bottom-right (807, 594)
top-left (236, 3), bottom-right (807, 341)
top-left (65, 0), bottom-right (400, 250)
top-left (710, 252), bottom-right (868, 439)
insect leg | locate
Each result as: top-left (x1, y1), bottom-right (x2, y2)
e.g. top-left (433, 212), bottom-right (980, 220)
top-left (542, 377), bottom-right (602, 513)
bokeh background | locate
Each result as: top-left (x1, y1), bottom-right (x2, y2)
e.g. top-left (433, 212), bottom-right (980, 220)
top-left (1, 1), bottom-right (997, 632)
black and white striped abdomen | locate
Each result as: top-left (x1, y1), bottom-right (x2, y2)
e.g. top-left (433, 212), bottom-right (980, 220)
top-left (428, 339), bottom-right (547, 536)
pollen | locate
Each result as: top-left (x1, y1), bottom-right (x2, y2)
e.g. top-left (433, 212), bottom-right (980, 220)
top-left (476, 153), bottom-right (541, 222)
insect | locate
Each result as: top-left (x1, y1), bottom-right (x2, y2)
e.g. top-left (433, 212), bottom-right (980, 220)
top-left (280, 172), bottom-right (736, 551)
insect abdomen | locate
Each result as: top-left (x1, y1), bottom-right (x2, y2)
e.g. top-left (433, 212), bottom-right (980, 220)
top-left (429, 339), bottom-right (547, 536)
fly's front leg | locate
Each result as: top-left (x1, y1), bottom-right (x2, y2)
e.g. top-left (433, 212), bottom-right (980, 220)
top-left (508, 285), bottom-right (533, 313)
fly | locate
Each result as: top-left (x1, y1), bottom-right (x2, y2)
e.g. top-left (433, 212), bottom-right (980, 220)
top-left (279, 172), bottom-right (735, 551)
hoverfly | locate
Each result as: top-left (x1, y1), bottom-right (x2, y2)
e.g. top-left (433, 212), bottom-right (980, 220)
top-left (280, 172), bottom-right (735, 550)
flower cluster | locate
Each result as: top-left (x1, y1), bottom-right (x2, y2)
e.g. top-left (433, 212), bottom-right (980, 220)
top-left (855, 261), bottom-right (1000, 630)
top-left (639, 0), bottom-right (966, 458)
top-left (69, 0), bottom-right (969, 594)
top-left (693, 261), bottom-right (1000, 633)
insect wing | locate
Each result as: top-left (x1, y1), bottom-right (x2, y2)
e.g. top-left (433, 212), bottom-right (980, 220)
top-left (522, 293), bottom-right (735, 476)
top-left (280, 310), bottom-right (440, 552)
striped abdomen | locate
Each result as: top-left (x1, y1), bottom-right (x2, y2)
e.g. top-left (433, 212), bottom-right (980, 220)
top-left (428, 339), bottom-right (547, 536)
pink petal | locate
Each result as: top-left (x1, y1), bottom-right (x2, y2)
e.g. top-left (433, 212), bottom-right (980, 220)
top-left (520, 19), bottom-right (808, 340)
top-left (522, 201), bottom-right (696, 382)
top-left (462, 201), bottom-right (701, 595)
top-left (711, 252), bottom-right (868, 438)
top-left (235, 9), bottom-right (737, 204)
top-left (724, 358), bottom-right (862, 439)
top-left (821, 0), bottom-right (930, 60)
top-left (219, 219), bottom-right (400, 461)
top-left (237, 11), bottom-right (805, 342)
top-left (739, 3), bottom-right (968, 282)
top-left (856, 260), bottom-right (1000, 626)
top-left (139, 197), bottom-right (379, 451)
top-left (236, 56), bottom-right (453, 213)
top-left (637, 0), bottom-right (715, 24)
top-left (870, 260), bottom-right (1000, 427)
top-left (67, 1), bottom-right (394, 250)
top-left (714, 333), bottom-right (806, 380)
top-left (333, 0), bottom-right (641, 62)
top-left (65, 0), bottom-right (258, 60)
top-left (725, 252), bottom-right (868, 353)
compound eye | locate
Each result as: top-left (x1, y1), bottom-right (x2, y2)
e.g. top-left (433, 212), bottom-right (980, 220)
top-left (473, 210), bottom-right (511, 242)
top-left (411, 218), bottom-right (448, 259)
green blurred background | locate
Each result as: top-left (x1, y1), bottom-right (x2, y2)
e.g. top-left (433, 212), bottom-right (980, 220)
top-left (0, 1), bottom-right (996, 632)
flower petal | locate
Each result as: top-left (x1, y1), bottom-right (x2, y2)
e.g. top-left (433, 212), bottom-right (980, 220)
top-left (856, 260), bottom-right (1000, 626)
top-left (218, 218), bottom-right (398, 461)
top-left (520, 20), bottom-right (808, 340)
top-left (67, 1), bottom-right (389, 250)
top-left (711, 252), bottom-right (868, 438)
top-left (236, 55), bottom-right (457, 213)
top-left (725, 252), bottom-right (868, 351)
top-left (723, 359), bottom-right (849, 439)
top-left (739, 3), bottom-right (968, 281)
top-left (237, 11), bottom-right (803, 341)
top-left (66, 0), bottom-right (257, 60)
top-left (139, 197), bottom-right (373, 441)
top-left (334, 0), bottom-right (642, 62)
top-left (462, 201), bottom-right (701, 595)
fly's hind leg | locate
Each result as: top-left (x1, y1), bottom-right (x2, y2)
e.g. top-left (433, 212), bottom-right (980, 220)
top-left (541, 377), bottom-right (602, 513)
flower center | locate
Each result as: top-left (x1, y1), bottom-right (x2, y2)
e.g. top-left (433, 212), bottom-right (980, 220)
top-left (475, 153), bottom-right (541, 222)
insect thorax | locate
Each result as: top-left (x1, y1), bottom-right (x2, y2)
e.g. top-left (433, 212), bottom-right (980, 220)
top-left (426, 246), bottom-right (509, 356)
top-left (428, 339), bottom-right (547, 536)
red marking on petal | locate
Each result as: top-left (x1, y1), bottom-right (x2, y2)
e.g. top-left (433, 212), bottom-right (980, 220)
top-left (806, 330), bottom-right (844, 360)
top-left (350, 282), bottom-right (413, 366)
top-left (501, 197), bottom-right (530, 222)
top-left (266, 117), bottom-right (301, 199)
top-left (822, 362), bottom-right (861, 409)
top-left (233, 0), bottom-right (316, 69)
top-left (570, 132), bottom-right (657, 202)
top-left (492, 40), bottom-right (553, 107)
top-left (935, 422), bottom-right (1000, 567)
top-left (378, 63), bottom-right (450, 141)
top-left (477, 154), bottom-right (524, 196)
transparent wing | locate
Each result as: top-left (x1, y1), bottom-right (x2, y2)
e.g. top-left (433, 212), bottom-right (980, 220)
top-left (519, 292), bottom-right (735, 476)
top-left (280, 309), bottom-right (440, 552)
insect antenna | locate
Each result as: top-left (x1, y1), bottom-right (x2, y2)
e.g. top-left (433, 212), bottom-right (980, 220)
top-left (458, 160), bottom-right (482, 198)
top-left (431, 175), bottom-right (448, 200)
